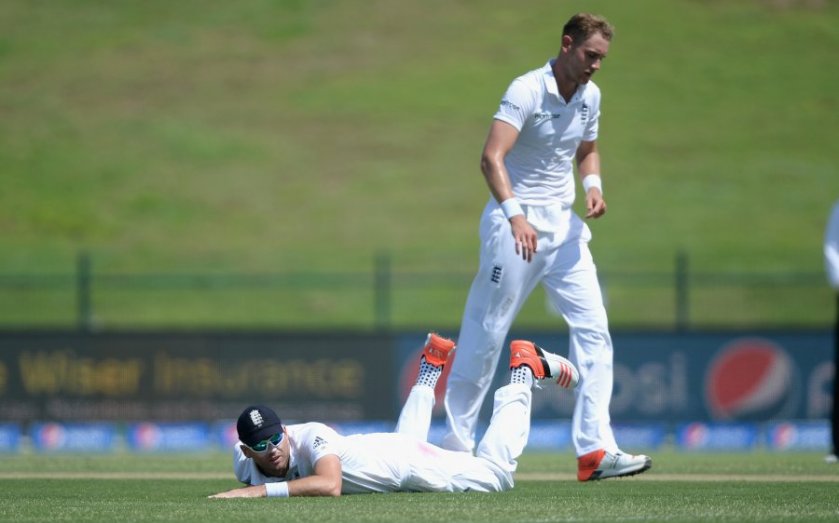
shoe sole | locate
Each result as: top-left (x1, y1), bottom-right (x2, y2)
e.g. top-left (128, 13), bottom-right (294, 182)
top-left (584, 457), bottom-right (653, 481)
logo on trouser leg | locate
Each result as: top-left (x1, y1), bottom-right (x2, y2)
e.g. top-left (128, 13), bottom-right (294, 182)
top-left (490, 265), bottom-right (503, 285)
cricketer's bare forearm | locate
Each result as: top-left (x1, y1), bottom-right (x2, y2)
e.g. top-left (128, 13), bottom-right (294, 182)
top-left (480, 120), bottom-right (537, 261)
top-left (576, 140), bottom-right (606, 218)
top-left (576, 140), bottom-right (601, 178)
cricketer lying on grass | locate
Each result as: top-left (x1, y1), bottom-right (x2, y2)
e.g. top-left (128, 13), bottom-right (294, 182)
top-left (210, 334), bottom-right (585, 498)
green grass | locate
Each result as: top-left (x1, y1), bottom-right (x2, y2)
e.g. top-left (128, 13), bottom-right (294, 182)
top-left (1, 0), bottom-right (838, 329)
top-left (1, 480), bottom-right (836, 523)
top-left (0, 452), bottom-right (837, 522)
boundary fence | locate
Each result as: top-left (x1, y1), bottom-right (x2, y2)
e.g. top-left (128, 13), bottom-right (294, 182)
top-left (0, 251), bottom-right (828, 331)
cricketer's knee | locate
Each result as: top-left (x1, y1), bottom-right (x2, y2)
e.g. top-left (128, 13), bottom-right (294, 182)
top-left (569, 324), bottom-right (613, 373)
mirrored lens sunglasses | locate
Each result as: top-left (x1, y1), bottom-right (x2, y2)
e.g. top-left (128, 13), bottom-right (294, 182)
top-left (248, 431), bottom-right (283, 453)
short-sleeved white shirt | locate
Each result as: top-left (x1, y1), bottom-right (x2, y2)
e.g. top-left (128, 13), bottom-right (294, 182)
top-left (825, 200), bottom-right (839, 289)
top-left (493, 59), bottom-right (601, 207)
top-left (233, 422), bottom-right (417, 495)
top-left (232, 421), bottom-right (511, 494)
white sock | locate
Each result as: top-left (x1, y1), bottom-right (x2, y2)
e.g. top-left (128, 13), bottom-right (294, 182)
top-left (510, 366), bottom-right (534, 387)
top-left (416, 357), bottom-right (442, 388)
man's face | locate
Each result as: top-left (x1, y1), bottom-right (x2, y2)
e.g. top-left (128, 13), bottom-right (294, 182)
top-left (242, 427), bottom-right (291, 477)
top-left (564, 32), bottom-right (610, 84)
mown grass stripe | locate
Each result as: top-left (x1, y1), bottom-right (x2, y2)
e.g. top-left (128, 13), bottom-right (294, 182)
top-left (1, 471), bottom-right (837, 482)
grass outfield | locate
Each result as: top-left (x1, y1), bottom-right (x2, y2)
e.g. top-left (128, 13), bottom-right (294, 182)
top-left (0, 452), bottom-right (837, 522)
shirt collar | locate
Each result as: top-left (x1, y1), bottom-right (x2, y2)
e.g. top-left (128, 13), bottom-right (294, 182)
top-left (544, 58), bottom-right (584, 104)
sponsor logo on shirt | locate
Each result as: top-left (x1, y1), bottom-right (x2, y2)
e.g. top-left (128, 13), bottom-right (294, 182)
top-left (500, 99), bottom-right (521, 112)
top-left (581, 103), bottom-right (589, 124)
top-left (312, 436), bottom-right (327, 450)
top-left (533, 111), bottom-right (562, 124)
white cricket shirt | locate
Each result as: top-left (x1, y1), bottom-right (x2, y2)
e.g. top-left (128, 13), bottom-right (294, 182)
top-left (232, 421), bottom-right (508, 494)
top-left (825, 200), bottom-right (839, 289)
top-left (493, 59), bottom-right (601, 208)
top-left (233, 422), bottom-right (419, 494)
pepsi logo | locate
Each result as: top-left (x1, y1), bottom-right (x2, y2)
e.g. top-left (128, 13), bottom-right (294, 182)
top-left (769, 422), bottom-right (796, 449)
top-left (222, 422), bottom-right (239, 446)
top-left (38, 423), bottom-right (66, 450)
top-left (133, 422), bottom-right (162, 450)
top-left (682, 422), bottom-right (709, 448)
top-left (705, 338), bottom-right (799, 420)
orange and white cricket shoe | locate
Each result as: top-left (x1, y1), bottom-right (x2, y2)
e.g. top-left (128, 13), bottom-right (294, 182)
top-left (421, 332), bottom-right (456, 368)
top-left (577, 449), bottom-right (652, 481)
top-left (509, 340), bottom-right (579, 389)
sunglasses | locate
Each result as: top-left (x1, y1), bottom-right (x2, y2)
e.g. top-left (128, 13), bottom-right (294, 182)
top-left (247, 431), bottom-right (283, 453)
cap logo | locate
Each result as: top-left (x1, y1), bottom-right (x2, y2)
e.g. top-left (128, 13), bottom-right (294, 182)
top-left (249, 409), bottom-right (264, 428)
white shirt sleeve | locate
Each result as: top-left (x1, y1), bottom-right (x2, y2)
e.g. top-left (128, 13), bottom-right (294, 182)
top-left (301, 424), bottom-right (342, 466)
top-left (582, 88), bottom-right (601, 142)
top-left (493, 77), bottom-right (537, 132)
top-left (825, 201), bottom-right (839, 289)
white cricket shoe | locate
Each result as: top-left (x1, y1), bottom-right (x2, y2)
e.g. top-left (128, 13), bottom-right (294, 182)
top-left (578, 449), bottom-right (652, 481)
top-left (509, 340), bottom-right (579, 389)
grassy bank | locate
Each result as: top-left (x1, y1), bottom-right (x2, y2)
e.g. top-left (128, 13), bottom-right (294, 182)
top-left (1, 0), bottom-right (837, 328)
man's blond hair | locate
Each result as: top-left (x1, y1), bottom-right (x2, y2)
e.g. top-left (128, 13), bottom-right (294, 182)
top-left (562, 13), bottom-right (614, 44)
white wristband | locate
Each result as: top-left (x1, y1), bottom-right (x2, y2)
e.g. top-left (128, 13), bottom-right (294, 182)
top-left (500, 198), bottom-right (524, 220)
top-left (582, 174), bottom-right (602, 194)
top-left (265, 482), bottom-right (290, 498)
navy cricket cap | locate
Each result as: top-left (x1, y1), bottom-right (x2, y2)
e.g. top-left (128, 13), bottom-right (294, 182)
top-left (236, 405), bottom-right (283, 447)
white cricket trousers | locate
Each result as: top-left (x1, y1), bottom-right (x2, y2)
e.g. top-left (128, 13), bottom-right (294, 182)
top-left (443, 202), bottom-right (618, 457)
top-left (395, 383), bottom-right (531, 492)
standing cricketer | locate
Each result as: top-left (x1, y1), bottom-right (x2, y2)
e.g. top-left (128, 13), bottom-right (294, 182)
top-left (441, 12), bottom-right (652, 481)
top-left (825, 199), bottom-right (839, 464)
top-left (209, 334), bottom-right (579, 497)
